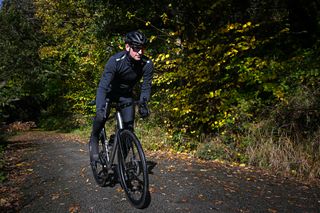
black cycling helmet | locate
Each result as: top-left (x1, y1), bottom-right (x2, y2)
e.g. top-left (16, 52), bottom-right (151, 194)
top-left (125, 31), bottom-right (147, 46)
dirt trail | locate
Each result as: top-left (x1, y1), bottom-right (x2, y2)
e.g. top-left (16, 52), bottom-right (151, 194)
top-left (1, 130), bottom-right (320, 213)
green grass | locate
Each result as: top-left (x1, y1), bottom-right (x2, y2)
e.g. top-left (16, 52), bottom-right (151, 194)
top-left (65, 106), bottom-right (320, 181)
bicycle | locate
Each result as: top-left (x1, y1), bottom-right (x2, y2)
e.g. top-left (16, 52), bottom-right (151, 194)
top-left (89, 101), bottom-right (150, 209)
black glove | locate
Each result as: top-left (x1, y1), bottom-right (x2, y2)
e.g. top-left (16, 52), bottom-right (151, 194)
top-left (139, 102), bottom-right (150, 118)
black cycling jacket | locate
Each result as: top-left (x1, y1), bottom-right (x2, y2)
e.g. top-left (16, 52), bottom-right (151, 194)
top-left (96, 51), bottom-right (154, 106)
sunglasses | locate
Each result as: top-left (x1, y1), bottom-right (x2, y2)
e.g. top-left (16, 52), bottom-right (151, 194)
top-left (130, 45), bottom-right (145, 52)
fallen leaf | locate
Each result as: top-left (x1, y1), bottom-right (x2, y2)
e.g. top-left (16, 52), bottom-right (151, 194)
top-left (0, 198), bottom-right (9, 206)
top-left (198, 194), bottom-right (205, 200)
top-left (213, 200), bottom-right (223, 205)
top-left (180, 198), bottom-right (188, 203)
top-left (69, 204), bottom-right (81, 213)
top-left (51, 193), bottom-right (60, 200)
top-left (116, 187), bottom-right (123, 193)
top-left (149, 187), bottom-right (156, 193)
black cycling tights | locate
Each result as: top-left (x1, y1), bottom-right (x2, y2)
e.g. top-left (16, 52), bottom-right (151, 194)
top-left (91, 96), bottom-right (135, 141)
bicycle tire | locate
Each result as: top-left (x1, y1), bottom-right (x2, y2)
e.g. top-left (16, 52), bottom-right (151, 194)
top-left (90, 130), bottom-right (108, 187)
top-left (117, 130), bottom-right (150, 209)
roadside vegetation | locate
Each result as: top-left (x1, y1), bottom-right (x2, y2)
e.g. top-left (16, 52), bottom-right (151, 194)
top-left (1, 0), bottom-right (319, 180)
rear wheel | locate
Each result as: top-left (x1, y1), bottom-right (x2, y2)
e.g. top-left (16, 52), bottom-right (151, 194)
top-left (90, 131), bottom-right (108, 187)
top-left (118, 130), bottom-right (150, 209)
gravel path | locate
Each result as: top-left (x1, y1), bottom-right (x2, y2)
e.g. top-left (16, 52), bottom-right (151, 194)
top-left (3, 131), bottom-right (320, 213)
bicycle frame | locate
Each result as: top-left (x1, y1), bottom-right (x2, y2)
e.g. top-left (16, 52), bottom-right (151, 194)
top-left (102, 109), bottom-right (125, 173)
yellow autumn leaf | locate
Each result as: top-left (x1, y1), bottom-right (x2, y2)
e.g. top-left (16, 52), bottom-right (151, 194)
top-left (149, 35), bottom-right (157, 42)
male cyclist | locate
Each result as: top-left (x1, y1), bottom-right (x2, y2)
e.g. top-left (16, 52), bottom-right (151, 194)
top-left (89, 31), bottom-right (154, 163)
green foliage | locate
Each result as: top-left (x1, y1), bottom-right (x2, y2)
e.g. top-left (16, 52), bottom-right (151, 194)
top-left (39, 113), bottom-right (89, 132)
top-left (34, 0), bottom-right (104, 116)
top-left (196, 138), bottom-right (232, 161)
top-left (1, 0), bottom-right (320, 178)
top-left (0, 0), bottom-right (44, 122)
top-left (153, 21), bottom-right (282, 133)
top-left (270, 86), bottom-right (320, 141)
top-left (133, 116), bottom-right (171, 151)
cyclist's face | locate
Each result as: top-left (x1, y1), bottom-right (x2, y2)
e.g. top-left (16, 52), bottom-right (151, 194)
top-left (126, 44), bottom-right (144, 61)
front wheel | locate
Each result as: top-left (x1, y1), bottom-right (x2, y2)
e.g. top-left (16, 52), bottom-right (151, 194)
top-left (118, 130), bottom-right (150, 209)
